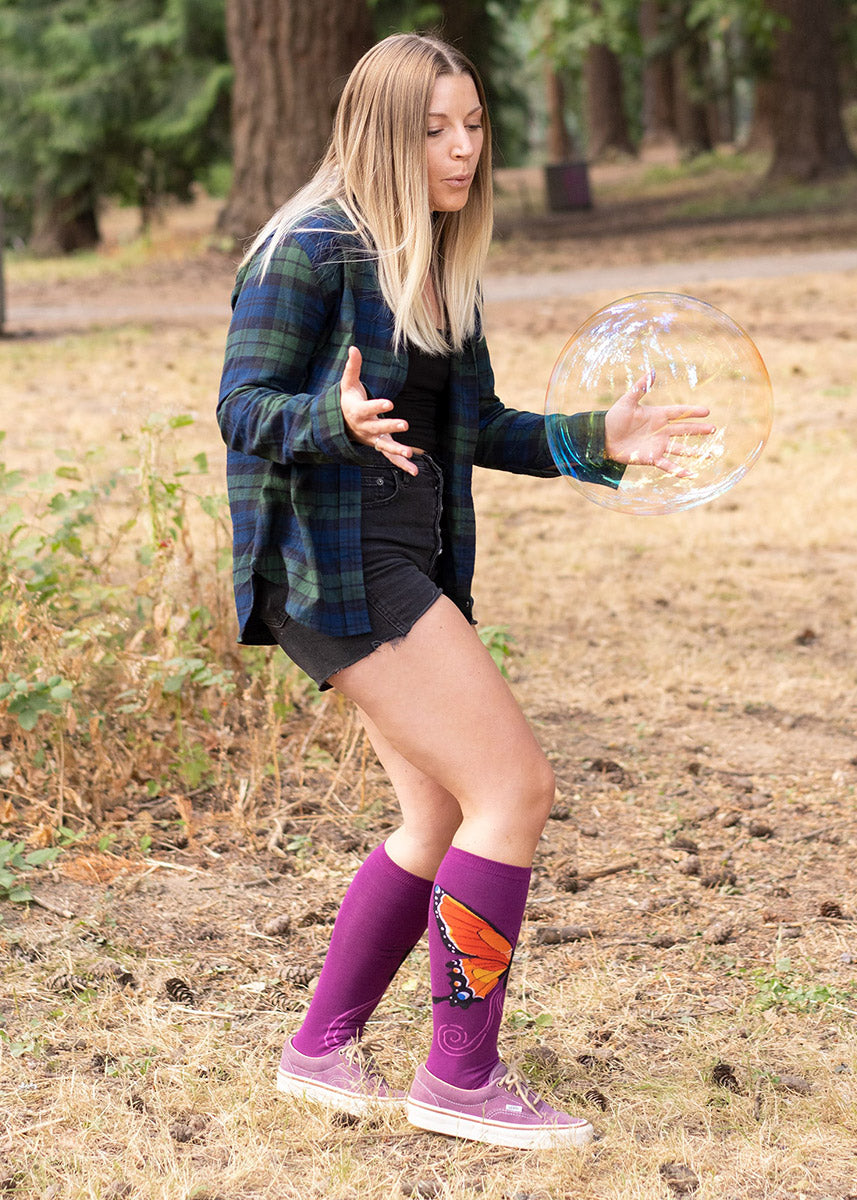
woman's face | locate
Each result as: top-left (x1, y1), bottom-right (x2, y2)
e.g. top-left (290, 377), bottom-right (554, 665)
top-left (426, 73), bottom-right (484, 212)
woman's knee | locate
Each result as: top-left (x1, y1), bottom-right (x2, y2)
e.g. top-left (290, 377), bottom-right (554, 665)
top-left (472, 748), bottom-right (555, 830)
top-left (525, 753), bottom-right (556, 827)
top-left (387, 816), bottom-right (460, 878)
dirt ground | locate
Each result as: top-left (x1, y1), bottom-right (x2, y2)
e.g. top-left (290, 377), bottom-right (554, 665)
top-left (1, 174), bottom-right (856, 1199)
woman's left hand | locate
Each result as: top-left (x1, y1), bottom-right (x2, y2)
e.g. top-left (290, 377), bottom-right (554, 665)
top-left (340, 345), bottom-right (421, 476)
top-left (604, 371), bottom-right (715, 476)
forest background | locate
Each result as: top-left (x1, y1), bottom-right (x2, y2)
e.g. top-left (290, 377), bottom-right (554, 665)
top-left (1, 2), bottom-right (857, 1199)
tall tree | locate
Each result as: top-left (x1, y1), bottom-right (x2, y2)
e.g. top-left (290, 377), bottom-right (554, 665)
top-left (764, 0), bottom-right (856, 180)
top-left (527, 0), bottom-right (638, 161)
top-left (584, 39), bottom-right (635, 159)
top-left (0, 0), bottom-right (231, 253)
top-left (670, 7), bottom-right (713, 157)
top-left (218, 0), bottom-right (372, 240)
top-left (544, 65), bottom-right (577, 162)
top-left (639, 0), bottom-right (679, 158)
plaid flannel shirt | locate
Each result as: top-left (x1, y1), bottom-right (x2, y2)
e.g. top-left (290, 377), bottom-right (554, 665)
top-left (217, 208), bottom-right (622, 642)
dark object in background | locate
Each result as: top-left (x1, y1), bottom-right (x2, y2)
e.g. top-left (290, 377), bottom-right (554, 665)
top-left (544, 161), bottom-right (592, 211)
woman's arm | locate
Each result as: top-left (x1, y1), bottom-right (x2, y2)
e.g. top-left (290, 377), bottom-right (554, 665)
top-left (470, 336), bottom-right (624, 485)
top-left (217, 237), bottom-right (363, 467)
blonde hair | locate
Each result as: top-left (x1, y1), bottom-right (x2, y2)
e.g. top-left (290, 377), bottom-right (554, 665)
top-left (242, 33), bottom-right (494, 355)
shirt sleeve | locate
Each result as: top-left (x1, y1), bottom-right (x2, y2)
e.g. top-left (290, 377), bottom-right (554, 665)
top-left (471, 339), bottom-right (624, 487)
top-left (217, 237), bottom-right (364, 466)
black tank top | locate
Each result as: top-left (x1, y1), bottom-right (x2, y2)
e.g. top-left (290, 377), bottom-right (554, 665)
top-left (393, 343), bottom-right (451, 457)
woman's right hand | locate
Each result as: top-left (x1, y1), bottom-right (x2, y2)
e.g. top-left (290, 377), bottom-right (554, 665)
top-left (340, 346), bottom-right (420, 476)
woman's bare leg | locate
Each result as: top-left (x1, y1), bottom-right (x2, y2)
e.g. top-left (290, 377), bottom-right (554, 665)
top-left (356, 710), bottom-right (462, 879)
top-left (330, 595), bottom-right (555, 868)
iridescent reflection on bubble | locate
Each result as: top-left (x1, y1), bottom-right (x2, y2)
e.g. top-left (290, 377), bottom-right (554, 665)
top-left (544, 292), bottom-right (773, 515)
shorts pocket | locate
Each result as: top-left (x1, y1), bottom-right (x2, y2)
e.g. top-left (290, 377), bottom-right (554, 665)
top-left (360, 466), bottom-right (400, 509)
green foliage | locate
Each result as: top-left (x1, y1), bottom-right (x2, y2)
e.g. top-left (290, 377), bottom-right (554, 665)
top-left (505, 1007), bottom-right (555, 1030)
top-left (0, 674), bottom-right (73, 731)
top-left (479, 625), bottom-right (515, 677)
top-left (528, 0), bottom-right (640, 61)
top-left (0, 0), bottom-right (231, 245)
top-left (0, 410), bottom-right (330, 823)
top-left (520, 0), bottom-right (795, 156)
top-left (0, 415), bottom-right (250, 809)
top-left (0, 839), bottom-right (62, 904)
top-left (752, 959), bottom-right (857, 1015)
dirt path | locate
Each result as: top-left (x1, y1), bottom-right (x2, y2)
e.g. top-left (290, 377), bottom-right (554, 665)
top-left (6, 245), bottom-right (857, 334)
top-left (485, 246), bottom-right (857, 302)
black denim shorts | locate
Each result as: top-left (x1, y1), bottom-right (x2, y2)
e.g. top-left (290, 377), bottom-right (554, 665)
top-left (255, 454), bottom-right (445, 689)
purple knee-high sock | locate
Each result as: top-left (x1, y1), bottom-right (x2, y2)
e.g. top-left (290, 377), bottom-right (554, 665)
top-left (426, 845), bottom-right (531, 1090)
top-left (292, 842), bottom-right (433, 1056)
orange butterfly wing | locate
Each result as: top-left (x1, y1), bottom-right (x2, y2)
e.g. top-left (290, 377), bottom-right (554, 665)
top-left (435, 890), bottom-right (513, 1001)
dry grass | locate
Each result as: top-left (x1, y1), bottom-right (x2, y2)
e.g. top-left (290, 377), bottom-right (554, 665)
top-left (2, 170), bottom-right (857, 1199)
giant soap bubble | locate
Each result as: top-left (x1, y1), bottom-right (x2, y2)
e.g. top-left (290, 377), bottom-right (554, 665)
top-left (544, 292), bottom-right (773, 515)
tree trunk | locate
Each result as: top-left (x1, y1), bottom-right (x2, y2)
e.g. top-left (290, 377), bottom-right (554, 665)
top-left (743, 78), bottom-right (775, 153)
top-left (29, 186), bottom-right (100, 256)
top-left (545, 66), bottom-right (576, 164)
top-left (584, 42), bottom-right (635, 160)
top-left (436, 0), bottom-right (488, 73)
top-left (765, 0), bottom-right (856, 182)
top-left (671, 29), bottom-right (713, 158)
top-left (638, 0), bottom-right (679, 160)
top-left (219, 0), bottom-right (373, 241)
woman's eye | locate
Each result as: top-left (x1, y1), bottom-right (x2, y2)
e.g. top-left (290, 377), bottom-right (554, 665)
top-left (427, 129), bottom-right (442, 137)
top-left (467, 123), bottom-right (483, 132)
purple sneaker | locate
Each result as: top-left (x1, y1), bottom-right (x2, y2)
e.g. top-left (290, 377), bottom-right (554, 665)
top-left (406, 1062), bottom-right (595, 1149)
top-left (276, 1037), bottom-right (405, 1117)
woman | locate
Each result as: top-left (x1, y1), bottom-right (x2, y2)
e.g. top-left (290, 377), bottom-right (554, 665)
top-left (218, 33), bottom-right (711, 1150)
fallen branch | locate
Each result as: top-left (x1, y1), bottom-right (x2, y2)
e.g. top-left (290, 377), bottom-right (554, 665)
top-left (577, 859), bottom-right (638, 882)
top-left (791, 821), bottom-right (847, 844)
top-left (1, 1114), bottom-right (66, 1150)
top-left (142, 858), bottom-right (201, 873)
top-left (30, 894), bottom-right (75, 919)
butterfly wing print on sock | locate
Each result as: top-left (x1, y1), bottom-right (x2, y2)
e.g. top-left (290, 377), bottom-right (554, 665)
top-left (432, 886), bottom-right (514, 1009)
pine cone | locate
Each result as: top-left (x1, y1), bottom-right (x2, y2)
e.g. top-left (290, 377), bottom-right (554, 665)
top-left (280, 963), bottom-right (315, 989)
top-left (555, 866), bottom-right (582, 893)
top-left (169, 1113), bottom-right (208, 1143)
top-left (164, 977), bottom-right (195, 1004)
top-left (299, 905), bottom-right (336, 927)
top-left (48, 972), bottom-right (91, 996)
top-left (711, 1061), bottom-right (742, 1092)
top-left (700, 869), bottom-right (737, 889)
top-left (819, 899), bottom-right (845, 919)
top-left (266, 985), bottom-right (301, 1012)
top-left (261, 913), bottom-right (292, 938)
top-left (93, 961), bottom-right (137, 988)
top-left (9, 942), bottom-right (44, 963)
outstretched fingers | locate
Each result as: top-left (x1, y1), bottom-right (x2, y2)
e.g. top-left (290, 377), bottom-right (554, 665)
top-left (661, 415), bottom-right (716, 438)
top-left (340, 344), bottom-right (364, 392)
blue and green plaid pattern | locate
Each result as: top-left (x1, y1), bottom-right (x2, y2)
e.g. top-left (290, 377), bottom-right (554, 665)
top-left (217, 209), bottom-right (620, 641)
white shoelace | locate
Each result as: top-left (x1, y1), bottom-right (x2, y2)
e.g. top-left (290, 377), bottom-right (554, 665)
top-left (339, 1040), bottom-right (385, 1082)
top-left (496, 1065), bottom-right (543, 1116)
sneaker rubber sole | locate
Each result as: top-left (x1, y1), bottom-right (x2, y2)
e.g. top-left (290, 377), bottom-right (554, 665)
top-left (276, 1066), bottom-right (402, 1118)
top-left (406, 1095), bottom-right (595, 1149)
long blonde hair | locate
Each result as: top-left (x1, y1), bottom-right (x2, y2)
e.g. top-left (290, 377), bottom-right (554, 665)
top-left (242, 33), bottom-right (494, 355)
